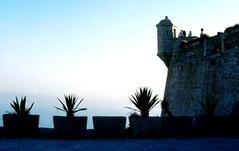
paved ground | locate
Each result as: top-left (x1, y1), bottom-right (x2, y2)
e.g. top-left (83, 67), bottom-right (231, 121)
top-left (0, 136), bottom-right (239, 151)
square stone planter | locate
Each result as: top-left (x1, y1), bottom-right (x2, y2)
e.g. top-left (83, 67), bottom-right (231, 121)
top-left (161, 116), bottom-right (194, 136)
top-left (53, 116), bottom-right (87, 138)
top-left (129, 116), bottom-right (162, 137)
top-left (193, 116), bottom-right (234, 135)
top-left (2, 114), bottom-right (39, 136)
top-left (93, 116), bottom-right (126, 138)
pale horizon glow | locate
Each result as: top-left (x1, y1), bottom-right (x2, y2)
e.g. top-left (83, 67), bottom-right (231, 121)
top-left (0, 0), bottom-right (239, 128)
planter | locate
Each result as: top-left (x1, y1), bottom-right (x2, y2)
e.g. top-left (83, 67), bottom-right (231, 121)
top-left (93, 116), bottom-right (126, 138)
top-left (2, 114), bottom-right (39, 136)
top-left (129, 116), bottom-right (162, 137)
top-left (53, 116), bottom-right (87, 138)
top-left (161, 116), bottom-right (194, 136)
top-left (193, 116), bottom-right (234, 135)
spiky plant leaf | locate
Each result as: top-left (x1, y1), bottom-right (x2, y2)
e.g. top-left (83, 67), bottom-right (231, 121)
top-left (27, 102), bottom-right (35, 113)
top-left (57, 98), bottom-right (68, 112)
top-left (20, 96), bottom-right (26, 113)
top-left (74, 98), bottom-right (84, 111)
top-left (124, 107), bottom-right (140, 112)
top-left (73, 108), bottom-right (87, 113)
top-left (55, 106), bottom-right (66, 112)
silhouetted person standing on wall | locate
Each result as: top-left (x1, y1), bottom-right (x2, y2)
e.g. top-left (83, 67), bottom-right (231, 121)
top-left (200, 28), bottom-right (204, 37)
top-left (183, 30), bottom-right (186, 37)
top-left (161, 100), bottom-right (174, 117)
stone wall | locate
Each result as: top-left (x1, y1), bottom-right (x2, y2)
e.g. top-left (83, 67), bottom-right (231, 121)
top-left (164, 46), bottom-right (206, 116)
top-left (163, 31), bottom-right (239, 116)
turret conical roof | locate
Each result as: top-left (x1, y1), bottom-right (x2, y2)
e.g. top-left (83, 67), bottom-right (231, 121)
top-left (156, 16), bottom-right (173, 27)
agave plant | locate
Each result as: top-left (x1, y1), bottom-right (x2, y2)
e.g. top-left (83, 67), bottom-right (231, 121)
top-left (55, 94), bottom-right (87, 118)
top-left (10, 96), bottom-right (34, 116)
top-left (197, 97), bottom-right (219, 117)
top-left (126, 87), bottom-right (159, 117)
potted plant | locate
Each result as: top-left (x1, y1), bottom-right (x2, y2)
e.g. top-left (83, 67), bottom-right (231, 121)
top-left (125, 87), bottom-right (161, 137)
top-left (160, 100), bottom-right (194, 136)
top-left (53, 94), bottom-right (87, 138)
top-left (194, 97), bottom-right (233, 135)
top-left (92, 116), bottom-right (126, 138)
top-left (2, 96), bottom-right (39, 136)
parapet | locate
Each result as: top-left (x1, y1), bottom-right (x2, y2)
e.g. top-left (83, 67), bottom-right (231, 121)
top-left (171, 24), bottom-right (239, 64)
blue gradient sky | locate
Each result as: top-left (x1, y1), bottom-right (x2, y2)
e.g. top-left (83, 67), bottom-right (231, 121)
top-left (0, 0), bottom-right (239, 128)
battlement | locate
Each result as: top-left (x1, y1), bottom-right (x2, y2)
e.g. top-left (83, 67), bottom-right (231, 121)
top-left (171, 25), bottom-right (239, 65)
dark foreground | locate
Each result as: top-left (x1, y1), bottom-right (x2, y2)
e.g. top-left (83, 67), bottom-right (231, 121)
top-left (0, 136), bottom-right (239, 151)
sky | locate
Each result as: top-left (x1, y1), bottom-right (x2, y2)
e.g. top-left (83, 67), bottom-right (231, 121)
top-left (0, 0), bottom-right (239, 128)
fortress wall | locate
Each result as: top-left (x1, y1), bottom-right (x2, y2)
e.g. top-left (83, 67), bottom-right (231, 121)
top-left (157, 17), bottom-right (239, 116)
top-left (164, 53), bottom-right (206, 116)
top-left (163, 45), bottom-right (239, 116)
top-left (216, 49), bottom-right (239, 114)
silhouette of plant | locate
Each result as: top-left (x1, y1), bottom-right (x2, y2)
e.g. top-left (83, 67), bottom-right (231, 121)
top-left (197, 97), bottom-right (219, 117)
top-left (125, 87), bottom-right (159, 117)
top-left (55, 94), bottom-right (87, 118)
top-left (10, 96), bottom-right (34, 116)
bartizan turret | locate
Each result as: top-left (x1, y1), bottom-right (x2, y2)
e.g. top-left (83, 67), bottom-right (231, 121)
top-left (156, 16), bottom-right (176, 66)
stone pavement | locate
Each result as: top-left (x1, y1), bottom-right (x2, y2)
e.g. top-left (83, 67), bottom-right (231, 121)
top-left (0, 136), bottom-right (239, 151)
